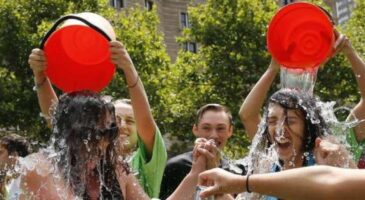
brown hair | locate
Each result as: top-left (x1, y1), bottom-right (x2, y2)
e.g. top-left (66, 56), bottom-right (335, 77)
top-left (195, 103), bottom-right (233, 125)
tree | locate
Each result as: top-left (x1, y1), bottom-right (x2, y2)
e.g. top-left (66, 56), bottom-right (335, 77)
top-left (171, 0), bottom-right (365, 158)
top-left (0, 0), bottom-right (173, 148)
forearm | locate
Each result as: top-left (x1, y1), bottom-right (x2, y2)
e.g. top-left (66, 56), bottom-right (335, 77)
top-left (33, 71), bottom-right (57, 126)
top-left (249, 166), bottom-right (364, 200)
top-left (239, 63), bottom-right (279, 139)
top-left (346, 49), bottom-right (365, 141)
top-left (166, 172), bottom-right (199, 200)
top-left (125, 173), bottom-right (149, 200)
top-left (346, 49), bottom-right (365, 97)
top-left (123, 66), bottom-right (156, 153)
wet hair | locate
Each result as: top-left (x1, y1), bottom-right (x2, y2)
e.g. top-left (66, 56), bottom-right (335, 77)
top-left (195, 103), bottom-right (233, 125)
top-left (52, 91), bottom-right (125, 199)
top-left (0, 134), bottom-right (31, 157)
top-left (263, 89), bottom-right (330, 152)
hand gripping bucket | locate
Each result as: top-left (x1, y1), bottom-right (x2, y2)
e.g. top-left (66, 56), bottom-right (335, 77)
top-left (267, 2), bottom-right (335, 69)
top-left (40, 12), bottom-right (116, 93)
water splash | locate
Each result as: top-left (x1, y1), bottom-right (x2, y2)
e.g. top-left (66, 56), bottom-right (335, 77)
top-left (280, 66), bottom-right (318, 95)
top-left (236, 91), bottom-right (359, 199)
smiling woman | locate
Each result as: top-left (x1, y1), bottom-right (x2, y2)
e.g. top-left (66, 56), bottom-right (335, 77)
top-left (264, 89), bottom-right (329, 170)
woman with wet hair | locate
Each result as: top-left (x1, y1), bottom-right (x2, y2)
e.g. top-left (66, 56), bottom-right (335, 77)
top-left (29, 40), bottom-right (167, 198)
top-left (238, 37), bottom-right (359, 199)
top-left (238, 34), bottom-right (360, 184)
top-left (18, 91), bottom-right (149, 200)
top-left (262, 89), bottom-right (330, 169)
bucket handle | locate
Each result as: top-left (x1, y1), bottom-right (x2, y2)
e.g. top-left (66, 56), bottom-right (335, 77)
top-left (40, 15), bottom-right (112, 49)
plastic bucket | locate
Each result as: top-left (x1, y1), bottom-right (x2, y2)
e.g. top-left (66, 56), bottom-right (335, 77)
top-left (267, 2), bottom-right (334, 69)
top-left (41, 12), bottom-right (116, 93)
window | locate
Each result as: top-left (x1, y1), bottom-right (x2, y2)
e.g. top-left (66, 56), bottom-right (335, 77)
top-left (145, 0), bottom-right (154, 11)
top-left (180, 12), bottom-right (190, 28)
top-left (183, 42), bottom-right (197, 53)
top-left (110, 0), bottom-right (124, 9)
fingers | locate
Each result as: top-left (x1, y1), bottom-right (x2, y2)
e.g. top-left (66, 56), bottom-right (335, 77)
top-left (334, 34), bottom-right (345, 50)
top-left (109, 41), bottom-right (134, 69)
top-left (315, 137), bottom-right (321, 148)
top-left (200, 185), bottom-right (219, 198)
top-left (110, 42), bottom-right (127, 59)
top-left (332, 34), bottom-right (353, 57)
top-left (195, 138), bottom-right (208, 145)
top-left (197, 147), bottom-right (216, 161)
top-left (28, 49), bottom-right (46, 73)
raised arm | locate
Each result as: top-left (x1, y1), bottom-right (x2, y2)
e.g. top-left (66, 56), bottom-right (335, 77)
top-left (28, 48), bottom-right (58, 126)
top-left (110, 41), bottom-right (156, 154)
top-left (339, 36), bottom-right (365, 142)
top-left (199, 166), bottom-right (365, 200)
top-left (166, 142), bottom-right (207, 200)
top-left (239, 59), bottom-right (280, 140)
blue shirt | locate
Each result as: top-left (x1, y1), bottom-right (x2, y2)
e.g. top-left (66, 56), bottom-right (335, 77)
top-left (265, 153), bottom-right (316, 200)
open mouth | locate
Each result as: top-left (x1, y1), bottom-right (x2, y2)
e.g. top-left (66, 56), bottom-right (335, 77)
top-left (275, 136), bottom-right (292, 149)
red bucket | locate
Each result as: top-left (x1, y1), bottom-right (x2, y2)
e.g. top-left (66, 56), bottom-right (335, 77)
top-left (42, 13), bottom-right (116, 93)
top-left (267, 2), bottom-right (334, 69)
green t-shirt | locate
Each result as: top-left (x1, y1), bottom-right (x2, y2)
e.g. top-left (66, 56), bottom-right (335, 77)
top-left (346, 128), bottom-right (365, 163)
top-left (131, 127), bottom-right (167, 198)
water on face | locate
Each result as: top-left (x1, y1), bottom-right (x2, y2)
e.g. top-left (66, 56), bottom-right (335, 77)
top-left (235, 96), bottom-right (360, 199)
top-left (11, 118), bottom-right (123, 199)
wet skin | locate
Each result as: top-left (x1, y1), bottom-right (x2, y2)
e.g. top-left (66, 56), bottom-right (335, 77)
top-left (267, 103), bottom-right (305, 168)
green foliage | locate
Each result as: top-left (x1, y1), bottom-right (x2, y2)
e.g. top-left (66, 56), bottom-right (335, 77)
top-left (171, 0), bottom-right (365, 158)
top-left (102, 5), bottom-right (172, 134)
top-left (315, 0), bottom-right (365, 120)
top-left (0, 0), bottom-right (172, 147)
top-left (172, 0), bottom-right (278, 158)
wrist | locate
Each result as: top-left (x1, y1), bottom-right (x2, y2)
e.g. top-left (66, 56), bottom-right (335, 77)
top-left (235, 175), bottom-right (247, 193)
top-left (33, 70), bottom-right (46, 79)
top-left (343, 48), bottom-right (357, 59)
top-left (33, 75), bottom-right (48, 91)
top-left (268, 64), bottom-right (280, 74)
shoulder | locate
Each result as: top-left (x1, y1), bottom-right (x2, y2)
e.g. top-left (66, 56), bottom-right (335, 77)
top-left (166, 151), bottom-right (192, 166)
top-left (20, 152), bottom-right (53, 175)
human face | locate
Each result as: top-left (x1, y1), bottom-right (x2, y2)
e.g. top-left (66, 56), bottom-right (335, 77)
top-left (114, 103), bottom-right (138, 152)
top-left (193, 110), bottom-right (233, 149)
top-left (267, 103), bottom-right (305, 166)
top-left (86, 110), bottom-right (118, 170)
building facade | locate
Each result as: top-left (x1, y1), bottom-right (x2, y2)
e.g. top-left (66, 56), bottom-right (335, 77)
top-left (109, 0), bottom-right (205, 61)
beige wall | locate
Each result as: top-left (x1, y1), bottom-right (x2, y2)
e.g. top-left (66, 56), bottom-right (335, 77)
top-left (111, 0), bottom-right (205, 62)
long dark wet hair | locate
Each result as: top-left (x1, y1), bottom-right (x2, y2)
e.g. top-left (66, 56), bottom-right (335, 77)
top-left (263, 89), bottom-right (330, 153)
top-left (51, 91), bottom-right (126, 199)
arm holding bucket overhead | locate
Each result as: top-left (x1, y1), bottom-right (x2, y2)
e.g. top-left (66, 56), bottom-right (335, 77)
top-left (337, 36), bottom-right (365, 142)
top-left (239, 59), bottom-right (280, 140)
top-left (28, 48), bottom-right (58, 127)
top-left (110, 41), bottom-right (156, 154)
